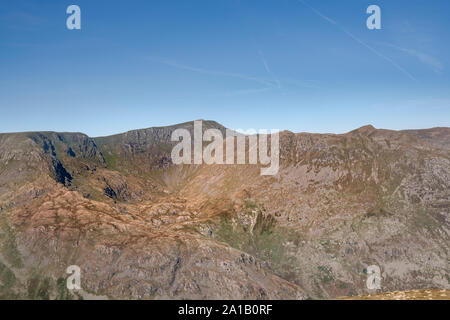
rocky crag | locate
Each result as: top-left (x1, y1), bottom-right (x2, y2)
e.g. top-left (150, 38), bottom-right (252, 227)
top-left (0, 121), bottom-right (448, 299)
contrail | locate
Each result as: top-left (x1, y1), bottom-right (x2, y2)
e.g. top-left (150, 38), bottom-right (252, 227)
top-left (258, 50), bottom-right (282, 89)
top-left (297, 0), bottom-right (417, 81)
top-left (258, 50), bottom-right (271, 73)
top-left (147, 56), bottom-right (318, 90)
top-left (147, 56), bottom-right (278, 88)
top-left (378, 42), bottom-right (443, 74)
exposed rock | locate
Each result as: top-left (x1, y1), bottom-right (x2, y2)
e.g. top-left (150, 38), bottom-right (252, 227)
top-left (0, 121), bottom-right (448, 299)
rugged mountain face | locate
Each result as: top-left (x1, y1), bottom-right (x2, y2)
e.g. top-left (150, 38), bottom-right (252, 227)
top-left (0, 121), bottom-right (448, 299)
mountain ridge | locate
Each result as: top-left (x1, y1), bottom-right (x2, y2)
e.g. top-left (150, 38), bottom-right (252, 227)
top-left (0, 120), bottom-right (448, 299)
top-left (2, 121), bottom-right (449, 139)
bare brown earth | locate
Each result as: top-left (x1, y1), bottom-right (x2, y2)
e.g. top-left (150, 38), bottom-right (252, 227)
top-left (0, 121), bottom-right (448, 299)
top-left (339, 289), bottom-right (450, 300)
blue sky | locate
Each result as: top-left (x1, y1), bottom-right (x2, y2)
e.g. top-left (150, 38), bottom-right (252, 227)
top-left (0, 0), bottom-right (449, 136)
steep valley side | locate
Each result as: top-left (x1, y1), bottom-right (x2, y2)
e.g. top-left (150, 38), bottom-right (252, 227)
top-left (0, 122), bottom-right (448, 299)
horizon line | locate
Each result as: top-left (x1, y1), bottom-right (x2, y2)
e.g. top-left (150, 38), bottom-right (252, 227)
top-left (0, 120), bottom-right (448, 138)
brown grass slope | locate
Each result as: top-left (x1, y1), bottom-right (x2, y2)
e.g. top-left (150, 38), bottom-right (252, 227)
top-left (0, 122), bottom-right (448, 299)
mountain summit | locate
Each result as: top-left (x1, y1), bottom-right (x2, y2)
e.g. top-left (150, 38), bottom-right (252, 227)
top-left (0, 121), bottom-right (449, 299)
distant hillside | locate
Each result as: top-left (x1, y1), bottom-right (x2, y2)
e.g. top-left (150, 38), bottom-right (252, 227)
top-left (0, 121), bottom-right (448, 299)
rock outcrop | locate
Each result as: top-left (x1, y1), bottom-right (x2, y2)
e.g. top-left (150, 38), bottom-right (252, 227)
top-left (0, 122), bottom-right (448, 299)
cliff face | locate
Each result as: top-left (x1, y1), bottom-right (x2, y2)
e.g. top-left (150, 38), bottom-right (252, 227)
top-left (0, 122), bottom-right (448, 299)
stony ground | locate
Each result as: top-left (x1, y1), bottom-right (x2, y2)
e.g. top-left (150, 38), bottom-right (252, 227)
top-left (340, 289), bottom-right (450, 300)
top-left (0, 121), bottom-right (448, 299)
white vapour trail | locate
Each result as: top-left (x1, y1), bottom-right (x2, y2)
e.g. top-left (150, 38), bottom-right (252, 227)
top-left (297, 0), bottom-right (417, 82)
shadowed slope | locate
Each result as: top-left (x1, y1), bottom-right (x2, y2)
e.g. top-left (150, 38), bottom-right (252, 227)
top-left (0, 122), bottom-right (448, 299)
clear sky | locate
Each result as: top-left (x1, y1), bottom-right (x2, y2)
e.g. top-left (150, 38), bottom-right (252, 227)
top-left (1, 0), bottom-right (449, 136)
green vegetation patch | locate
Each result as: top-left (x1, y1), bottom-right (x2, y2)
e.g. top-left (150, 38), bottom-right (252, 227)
top-left (0, 218), bottom-right (23, 268)
top-left (26, 275), bottom-right (71, 300)
top-left (317, 265), bottom-right (334, 284)
top-left (0, 261), bottom-right (16, 289)
top-left (211, 209), bottom-right (300, 277)
top-left (56, 277), bottom-right (74, 300)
